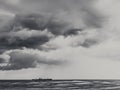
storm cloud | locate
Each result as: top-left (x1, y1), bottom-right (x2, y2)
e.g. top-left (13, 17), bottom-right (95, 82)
top-left (0, 49), bottom-right (64, 70)
top-left (0, 11), bottom-right (101, 53)
top-left (0, 0), bottom-right (105, 71)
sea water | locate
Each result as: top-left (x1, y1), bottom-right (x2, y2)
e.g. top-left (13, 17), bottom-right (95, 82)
top-left (0, 80), bottom-right (120, 90)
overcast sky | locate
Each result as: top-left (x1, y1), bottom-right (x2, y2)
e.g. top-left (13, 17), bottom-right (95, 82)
top-left (0, 0), bottom-right (120, 79)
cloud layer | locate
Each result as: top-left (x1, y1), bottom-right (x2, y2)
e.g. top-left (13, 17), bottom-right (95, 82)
top-left (0, 48), bottom-right (65, 70)
top-left (0, 0), bottom-right (104, 71)
top-left (1, 0), bottom-right (120, 79)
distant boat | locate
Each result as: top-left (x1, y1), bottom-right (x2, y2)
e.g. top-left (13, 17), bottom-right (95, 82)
top-left (32, 78), bottom-right (53, 82)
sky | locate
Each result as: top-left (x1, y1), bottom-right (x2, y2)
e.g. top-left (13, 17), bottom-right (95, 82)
top-left (0, 0), bottom-right (120, 79)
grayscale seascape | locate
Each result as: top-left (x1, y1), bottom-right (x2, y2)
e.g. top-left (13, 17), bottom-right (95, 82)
top-left (1, 80), bottom-right (120, 90)
top-left (0, 0), bottom-right (120, 90)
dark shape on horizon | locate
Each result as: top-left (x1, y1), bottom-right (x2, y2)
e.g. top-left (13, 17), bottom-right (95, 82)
top-left (32, 78), bottom-right (53, 82)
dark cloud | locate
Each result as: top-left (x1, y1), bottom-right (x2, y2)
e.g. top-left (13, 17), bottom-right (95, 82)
top-left (81, 39), bottom-right (98, 48)
top-left (0, 58), bottom-right (5, 63)
top-left (0, 31), bottom-right (51, 51)
top-left (8, 36), bottom-right (49, 48)
top-left (0, 13), bottom-right (84, 53)
top-left (1, 52), bottom-right (37, 70)
top-left (64, 29), bottom-right (83, 36)
top-left (0, 0), bottom-right (103, 28)
top-left (14, 14), bottom-right (50, 30)
top-left (13, 13), bottom-right (72, 35)
top-left (0, 0), bottom-right (104, 71)
top-left (0, 50), bottom-right (63, 70)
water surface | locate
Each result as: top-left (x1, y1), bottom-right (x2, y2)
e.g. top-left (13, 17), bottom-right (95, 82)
top-left (0, 80), bottom-right (120, 90)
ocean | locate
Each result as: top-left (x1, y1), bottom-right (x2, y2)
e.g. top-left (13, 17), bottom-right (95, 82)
top-left (0, 80), bottom-right (120, 90)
